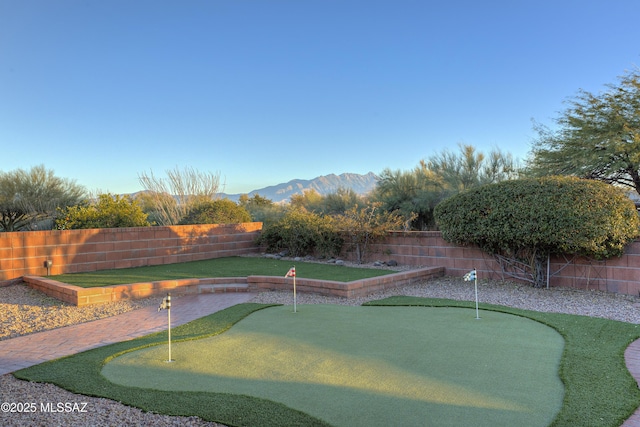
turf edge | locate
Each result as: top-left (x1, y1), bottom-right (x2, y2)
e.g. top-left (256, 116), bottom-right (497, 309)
top-left (364, 296), bottom-right (640, 427)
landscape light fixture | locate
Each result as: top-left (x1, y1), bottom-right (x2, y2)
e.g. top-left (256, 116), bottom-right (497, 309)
top-left (44, 260), bottom-right (53, 276)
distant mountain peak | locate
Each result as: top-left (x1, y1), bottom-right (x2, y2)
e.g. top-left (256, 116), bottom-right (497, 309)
top-left (225, 172), bottom-right (379, 203)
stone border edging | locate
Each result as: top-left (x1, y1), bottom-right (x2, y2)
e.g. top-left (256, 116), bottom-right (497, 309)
top-left (22, 266), bottom-right (444, 306)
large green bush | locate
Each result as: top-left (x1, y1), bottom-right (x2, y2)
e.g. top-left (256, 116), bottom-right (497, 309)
top-left (178, 199), bottom-right (251, 225)
top-left (258, 203), bottom-right (408, 262)
top-left (434, 176), bottom-right (640, 286)
top-left (55, 194), bottom-right (150, 229)
top-left (257, 208), bottom-right (343, 257)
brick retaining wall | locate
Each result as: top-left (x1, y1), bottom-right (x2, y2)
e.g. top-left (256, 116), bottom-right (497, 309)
top-left (22, 266), bottom-right (444, 306)
top-left (22, 276), bottom-right (250, 306)
top-left (0, 223), bottom-right (262, 281)
top-left (355, 231), bottom-right (640, 296)
top-left (248, 266), bottom-right (445, 298)
top-left (3, 226), bottom-right (640, 297)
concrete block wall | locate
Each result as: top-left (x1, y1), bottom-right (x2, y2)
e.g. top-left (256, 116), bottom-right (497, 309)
top-left (4, 226), bottom-right (640, 297)
top-left (0, 222), bottom-right (262, 281)
top-left (351, 231), bottom-right (640, 296)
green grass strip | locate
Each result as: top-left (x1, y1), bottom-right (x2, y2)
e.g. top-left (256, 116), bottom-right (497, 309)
top-left (13, 298), bottom-right (640, 426)
top-left (49, 256), bottom-right (393, 287)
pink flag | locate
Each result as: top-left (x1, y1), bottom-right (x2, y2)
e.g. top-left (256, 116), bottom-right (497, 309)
top-left (285, 267), bottom-right (296, 277)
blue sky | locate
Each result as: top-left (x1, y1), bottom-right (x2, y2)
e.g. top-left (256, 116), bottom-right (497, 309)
top-left (1, 0), bottom-right (639, 195)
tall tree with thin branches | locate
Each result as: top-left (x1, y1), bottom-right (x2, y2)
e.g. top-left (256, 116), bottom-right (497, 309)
top-left (527, 68), bottom-right (640, 195)
top-left (372, 144), bottom-right (518, 230)
top-left (424, 144), bottom-right (518, 192)
top-left (137, 166), bottom-right (224, 225)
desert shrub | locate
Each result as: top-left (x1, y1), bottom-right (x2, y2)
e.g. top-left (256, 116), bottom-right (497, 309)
top-left (55, 194), bottom-right (150, 229)
top-left (257, 208), bottom-right (342, 257)
top-left (334, 202), bottom-right (409, 263)
top-left (178, 199), bottom-right (251, 225)
top-left (0, 165), bottom-right (86, 231)
top-left (238, 194), bottom-right (286, 226)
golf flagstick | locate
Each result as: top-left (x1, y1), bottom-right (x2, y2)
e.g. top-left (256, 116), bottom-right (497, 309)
top-left (285, 266), bottom-right (296, 313)
top-left (158, 293), bottom-right (174, 362)
top-left (464, 269), bottom-right (480, 319)
top-left (474, 271), bottom-right (480, 319)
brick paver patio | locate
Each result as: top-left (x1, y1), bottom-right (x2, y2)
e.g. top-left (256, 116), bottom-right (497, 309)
top-left (623, 339), bottom-right (640, 426)
top-left (0, 292), bottom-right (256, 375)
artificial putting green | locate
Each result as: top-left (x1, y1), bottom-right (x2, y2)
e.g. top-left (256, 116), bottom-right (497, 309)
top-left (101, 304), bottom-right (564, 427)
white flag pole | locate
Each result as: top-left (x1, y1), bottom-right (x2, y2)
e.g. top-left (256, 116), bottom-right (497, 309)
top-left (158, 293), bottom-right (174, 361)
top-left (474, 270), bottom-right (480, 320)
top-left (167, 293), bottom-right (173, 362)
top-left (285, 267), bottom-right (297, 313)
top-left (293, 266), bottom-right (297, 313)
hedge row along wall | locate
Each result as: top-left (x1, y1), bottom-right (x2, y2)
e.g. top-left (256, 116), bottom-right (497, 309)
top-left (0, 222), bottom-right (262, 281)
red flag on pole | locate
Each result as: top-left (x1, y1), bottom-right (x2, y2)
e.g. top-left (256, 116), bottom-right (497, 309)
top-left (285, 267), bottom-right (296, 277)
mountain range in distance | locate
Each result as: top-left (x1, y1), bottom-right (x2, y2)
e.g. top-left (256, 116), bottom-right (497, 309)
top-left (223, 172), bottom-right (380, 203)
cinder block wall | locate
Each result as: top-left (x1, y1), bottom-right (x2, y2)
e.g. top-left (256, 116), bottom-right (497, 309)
top-left (350, 231), bottom-right (640, 296)
top-left (0, 222), bottom-right (262, 281)
top-left (3, 226), bottom-right (640, 296)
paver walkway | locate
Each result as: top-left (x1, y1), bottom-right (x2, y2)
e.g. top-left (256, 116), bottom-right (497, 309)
top-left (623, 338), bottom-right (640, 427)
top-left (0, 292), bottom-right (256, 376)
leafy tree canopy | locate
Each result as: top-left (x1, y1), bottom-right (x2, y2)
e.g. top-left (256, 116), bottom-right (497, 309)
top-left (527, 68), bottom-right (640, 195)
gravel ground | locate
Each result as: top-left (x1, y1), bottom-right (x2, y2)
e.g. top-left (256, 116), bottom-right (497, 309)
top-left (2, 273), bottom-right (640, 426)
top-left (250, 276), bottom-right (640, 324)
top-left (0, 285), bottom-right (162, 341)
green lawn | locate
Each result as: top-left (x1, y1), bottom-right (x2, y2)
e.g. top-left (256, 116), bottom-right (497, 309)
top-left (13, 298), bottom-right (640, 427)
top-left (49, 256), bottom-right (393, 287)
